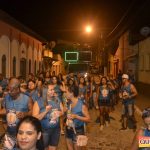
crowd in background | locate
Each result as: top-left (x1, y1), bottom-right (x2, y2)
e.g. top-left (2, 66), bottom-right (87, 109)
top-left (0, 70), bottom-right (149, 150)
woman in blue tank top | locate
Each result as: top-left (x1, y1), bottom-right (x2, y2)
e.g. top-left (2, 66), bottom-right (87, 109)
top-left (97, 76), bottom-right (115, 131)
top-left (131, 108), bottom-right (150, 150)
top-left (51, 76), bottom-right (64, 102)
top-left (32, 83), bottom-right (64, 150)
top-left (78, 77), bottom-right (87, 102)
top-left (27, 80), bottom-right (39, 102)
top-left (64, 85), bottom-right (90, 150)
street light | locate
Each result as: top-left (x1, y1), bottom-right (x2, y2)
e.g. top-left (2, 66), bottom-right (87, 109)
top-left (84, 25), bottom-right (107, 75)
top-left (85, 25), bottom-right (92, 33)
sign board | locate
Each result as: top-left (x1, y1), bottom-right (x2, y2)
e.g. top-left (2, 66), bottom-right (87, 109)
top-left (79, 51), bottom-right (92, 62)
top-left (65, 52), bottom-right (79, 62)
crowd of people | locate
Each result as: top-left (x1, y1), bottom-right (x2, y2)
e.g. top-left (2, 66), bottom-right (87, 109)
top-left (0, 70), bottom-right (149, 150)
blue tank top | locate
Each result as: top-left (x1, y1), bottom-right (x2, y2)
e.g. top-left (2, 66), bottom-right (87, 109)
top-left (79, 86), bottom-right (86, 96)
top-left (86, 84), bottom-right (91, 94)
top-left (54, 85), bottom-right (62, 100)
top-left (37, 97), bottom-right (61, 129)
top-left (144, 128), bottom-right (150, 136)
top-left (99, 86), bottom-right (111, 101)
top-left (5, 93), bottom-right (29, 135)
top-left (121, 84), bottom-right (134, 105)
top-left (71, 99), bottom-right (84, 128)
top-left (26, 89), bottom-right (39, 102)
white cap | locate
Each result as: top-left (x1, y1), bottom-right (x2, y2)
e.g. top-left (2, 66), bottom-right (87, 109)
top-left (122, 74), bottom-right (129, 79)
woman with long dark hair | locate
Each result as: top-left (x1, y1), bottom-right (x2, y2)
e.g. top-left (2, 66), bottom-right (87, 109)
top-left (16, 116), bottom-right (44, 150)
top-left (78, 77), bottom-right (87, 103)
top-left (64, 85), bottom-right (90, 150)
top-left (97, 76), bottom-right (115, 131)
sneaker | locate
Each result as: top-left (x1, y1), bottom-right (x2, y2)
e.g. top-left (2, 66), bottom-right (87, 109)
top-left (61, 130), bottom-right (65, 135)
top-left (119, 127), bottom-right (127, 131)
top-left (95, 117), bottom-right (100, 123)
top-left (99, 125), bottom-right (104, 131)
top-left (105, 121), bottom-right (109, 127)
top-left (95, 106), bottom-right (99, 110)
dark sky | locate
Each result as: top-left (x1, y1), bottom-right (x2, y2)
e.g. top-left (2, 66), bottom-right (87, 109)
top-left (0, 0), bottom-right (134, 42)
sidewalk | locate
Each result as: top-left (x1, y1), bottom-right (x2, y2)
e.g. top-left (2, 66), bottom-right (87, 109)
top-left (135, 94), bottom-right (150, 111)
top-left (135, 82), bottom-right (150, 111)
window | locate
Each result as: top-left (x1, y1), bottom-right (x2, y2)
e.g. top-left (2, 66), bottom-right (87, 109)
top-left (13, 57), bottom-right (16, 77)
top-left (2, 55), bottom-right (6, 77)
top-left (20, 58), bottom-right (26, 79)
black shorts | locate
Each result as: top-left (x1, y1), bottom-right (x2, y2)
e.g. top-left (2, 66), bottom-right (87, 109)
top-left (65, 126), bottom-right (84, 143)
top-left (98, 100), bottom-right (111, 106)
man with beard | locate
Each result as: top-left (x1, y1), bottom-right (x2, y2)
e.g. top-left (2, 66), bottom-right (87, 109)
top-left (0, 77), bottom-right (33, 149)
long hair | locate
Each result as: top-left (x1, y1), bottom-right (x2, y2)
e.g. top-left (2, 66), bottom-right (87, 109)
top-left (16, 116), bottom-right (44, 150)
top-left (100, 76), bottom-right (108, 86)
top-left (67, 84), bottom-right (79, 98)
top-left (79, 76), bottom-right (86, 86)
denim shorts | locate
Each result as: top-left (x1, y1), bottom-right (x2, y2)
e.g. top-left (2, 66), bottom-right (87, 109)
top-left (65, 126), bottom-right (84, 143)
top-left (98, 100), bottom-right (111, 106)
top-left (42, 127), bottom-right (60, 147)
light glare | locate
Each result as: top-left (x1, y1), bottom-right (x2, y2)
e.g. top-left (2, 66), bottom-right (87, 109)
top-left (85, 26), bottom-right (92, 33)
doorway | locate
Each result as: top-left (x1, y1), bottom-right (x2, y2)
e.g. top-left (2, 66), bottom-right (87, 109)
top-left (20, 58), bottom-right (26, 79)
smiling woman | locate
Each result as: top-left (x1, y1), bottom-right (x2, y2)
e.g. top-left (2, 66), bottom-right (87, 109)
top-left (16, 116), bottom-right (44, 150)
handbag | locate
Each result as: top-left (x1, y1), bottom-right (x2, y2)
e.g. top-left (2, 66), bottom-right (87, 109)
top-left (76, 123), bottom-right (88, 146)
top-left (76, 134), bottom-right (88, 146)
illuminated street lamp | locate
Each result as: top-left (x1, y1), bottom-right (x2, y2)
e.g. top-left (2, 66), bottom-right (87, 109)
top-left (85, 25), bottom-right (92, 33)
top-left (84, 25), bottom-right (106, 75)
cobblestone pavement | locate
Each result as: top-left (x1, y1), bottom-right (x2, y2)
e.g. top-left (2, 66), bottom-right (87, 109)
top-left (58, 102), bottom-right (143, 150)
top-left (0, 102), bottom-right (144, 150)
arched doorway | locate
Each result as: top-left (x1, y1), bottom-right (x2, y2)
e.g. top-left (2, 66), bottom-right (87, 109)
top-left (39, 62), bottom-right (41, 72)
top-left (34, 60), bottom-right (36, 75)
top-left (2, 55), bottom-right (6, 77)
top-left (29, 59), bottom-right (31, 74)
top-left (20, 58), bottom-right (26, 79)
top-left (13, 56), bottom-right (16, 77)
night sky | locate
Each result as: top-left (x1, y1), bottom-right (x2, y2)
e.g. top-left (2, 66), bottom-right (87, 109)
top-left (0, 0), bottom-right (135, 42)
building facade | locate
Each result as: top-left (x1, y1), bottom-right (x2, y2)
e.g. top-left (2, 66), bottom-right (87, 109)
top-left (0, 20), bottom-right (43, 79)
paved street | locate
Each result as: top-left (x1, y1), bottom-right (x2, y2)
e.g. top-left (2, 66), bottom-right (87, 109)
top-left (136, 94), bottom-right (150, 111)
top-left (57, 101), bottom-right (144, 150)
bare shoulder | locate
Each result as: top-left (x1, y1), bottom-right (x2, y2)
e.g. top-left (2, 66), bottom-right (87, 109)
top-left (136, 128), bottom-right (144, 137)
